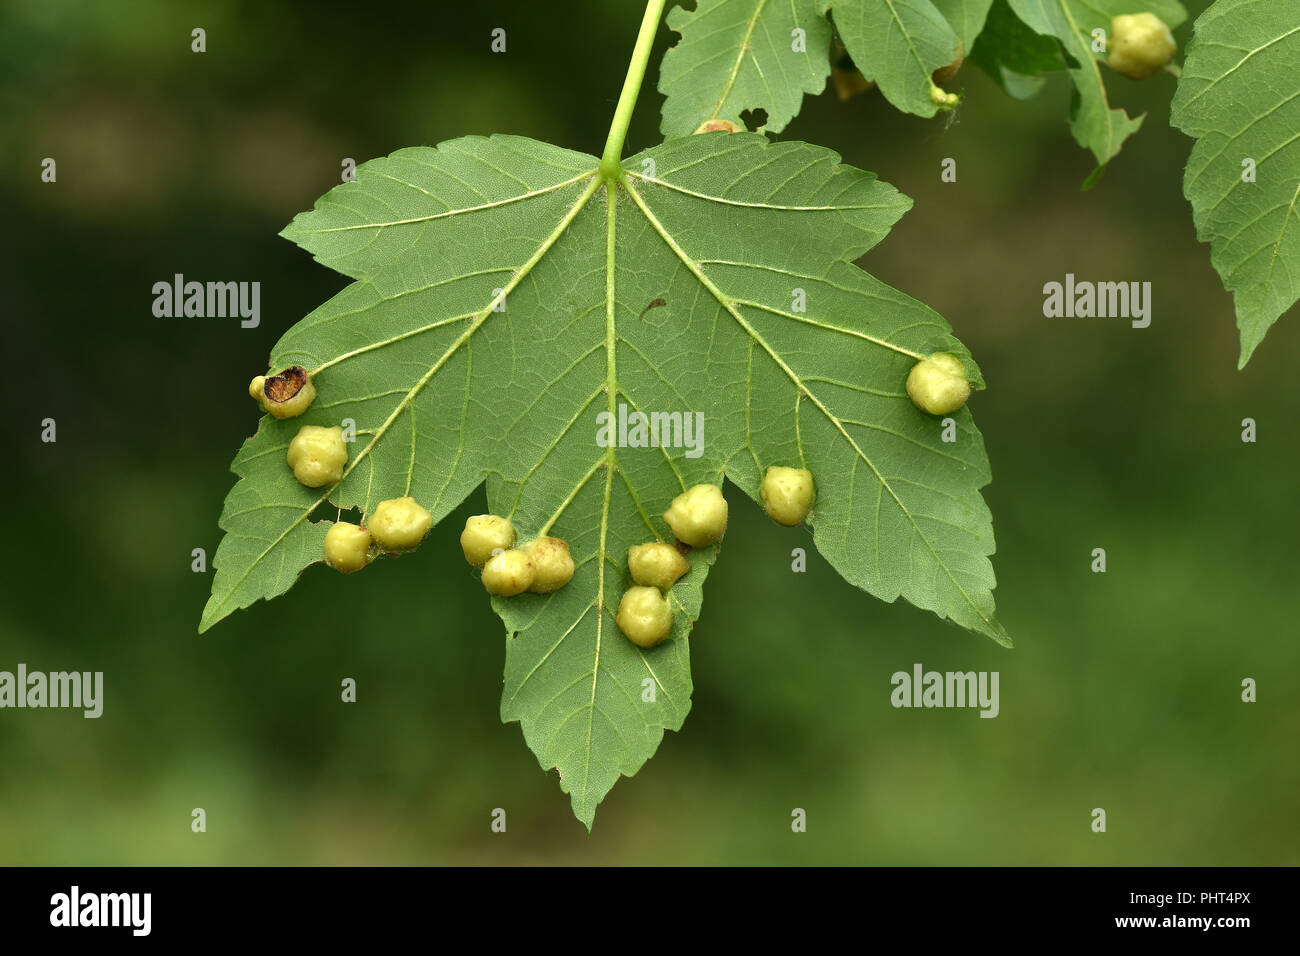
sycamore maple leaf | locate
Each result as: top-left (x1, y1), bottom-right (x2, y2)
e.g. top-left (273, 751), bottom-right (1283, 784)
top-left (202, 131), bottom-right (1006, 826)
top-left (1172, 0), bottom-right (1300, 366)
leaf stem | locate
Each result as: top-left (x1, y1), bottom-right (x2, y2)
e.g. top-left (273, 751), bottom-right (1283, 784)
top-left (599, 0), bottom-right (667, 180)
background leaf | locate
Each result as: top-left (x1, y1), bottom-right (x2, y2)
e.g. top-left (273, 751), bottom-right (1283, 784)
top-left (1006, 0), bottom-right (1186, 181)
top-left (658, 0), bottom-right (970, 134)
top-left (832, 0), bottom-right (963, 116)
top-left (1171, 0), bottom-right (1300, 366)
top-left (969, 0), bottom-right (1063, 100)
top-left (932, 0), bottom-right (995, 53)
top-left (657, 0), bottom-right (1185, 161)
top-left (659, 0), bottom-right (834, 136)
top-left (204, 132), bottom-right (1005, 825)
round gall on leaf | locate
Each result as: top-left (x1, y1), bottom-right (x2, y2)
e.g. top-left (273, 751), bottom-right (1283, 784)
top-left (369, 496), bottom-right (433, 552)
top-left (460, 514), bottom-right (516, 567)
top-left (254, 366), bottom-right (316, 419)
top-left (616, 586), bottom-right (673, 648)
top-left (523, 536), bottom-right (575, 593)
top-left (906, 352), bottom-right (971, 416)
top-left (627, 542), bottom-right (690, 591)
top-left (929, 84), bottom-right (959, 108)
top-left (323, 522), bottom-right (373, 574)
top-left (1108, 13), bottom-right (1177, 79)
top-left (482, 548), bottom-right (535, 596)
top-left (286, 425), bottom-right (348, 488)
top-left (663, 483), bottom-right (728, 548)
top-left (761, 466), bottom-right (816, 526)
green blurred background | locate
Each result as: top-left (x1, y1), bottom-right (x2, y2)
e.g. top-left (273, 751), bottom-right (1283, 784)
top-left (2, 0), bottom-right (1295, 865)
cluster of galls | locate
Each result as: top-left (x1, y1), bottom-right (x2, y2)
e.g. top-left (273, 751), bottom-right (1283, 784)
top-left (460, 515), bottom-right (575, 597)
top-left (617, 466), bottom-right (819, 649)
top-left (608, 350), bottom-right (975, 649)
top-left (247, 348), bottom-right (975, 633)
top-left (247, 365), bottom-right (436, 574)
top-left (324, 497), bottom-right (434, 573)
top-left (615, 484), bottom-right (725, 649)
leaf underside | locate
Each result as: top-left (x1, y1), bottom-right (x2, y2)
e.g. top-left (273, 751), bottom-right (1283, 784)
top-left (659, 0), bottom-right (835, 136)
top-left (659, 0), bottom-right (1188, 177)
top-left (659, 0), bottom-right (976, 133)
top-left (931, 0), bottom-right (997, 54)
top-left (203, 132), bottom-right (1006, 826)
top-left (1171, 0), bottom-right (1300, 366)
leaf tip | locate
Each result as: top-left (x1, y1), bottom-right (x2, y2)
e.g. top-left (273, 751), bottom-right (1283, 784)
top-left (1080, 163), bottom-right (1108, 191)
top-left (199, 583), bottom-right (240, 635)
top-left (197, 600), bottom-right (222, 635)
top-left (1237, 322), bottom-right (1269, 369)
top-left (976, 613), bottom-right (1013, 649)
top-left (572, 797), bottom-right (597, 832)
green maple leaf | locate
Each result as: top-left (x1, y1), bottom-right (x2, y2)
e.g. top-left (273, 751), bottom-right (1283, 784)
top-left (969, 0), bottom-right (1064, 101)
top-left (658, 0), bottom-right (834, 136)
top-left (658, 0), bottom-right (987, 135)
top-left (830, 0), bottom-right (965, 115)
top-left (1005, 0), bottom-right (1185, 183)
top-left (657, 1), bottom-right (1191, 178)
top-left (201, 129), bottom-right (1006, 826)
top-left (1171, 0), bottom-right (1300, 367)
top-left (932, 0), bottom-right (996, 53)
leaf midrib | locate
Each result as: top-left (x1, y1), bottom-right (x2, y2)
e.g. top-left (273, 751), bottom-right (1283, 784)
top-left (1056, 0), bottom-right (1116, 162)
top-left (880, 0), bottom-right (940, 89)
top-left (708, 0), bottom-right (769, 122)
top-left (580, 176), bottom-right (622, 816)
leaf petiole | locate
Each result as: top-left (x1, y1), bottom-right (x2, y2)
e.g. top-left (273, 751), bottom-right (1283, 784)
top-left (599, 0), bottom-right (667, 181)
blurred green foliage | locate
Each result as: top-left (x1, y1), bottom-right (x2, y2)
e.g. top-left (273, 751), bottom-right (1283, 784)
top-left (1, 0), bottom-right (1295, 864)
